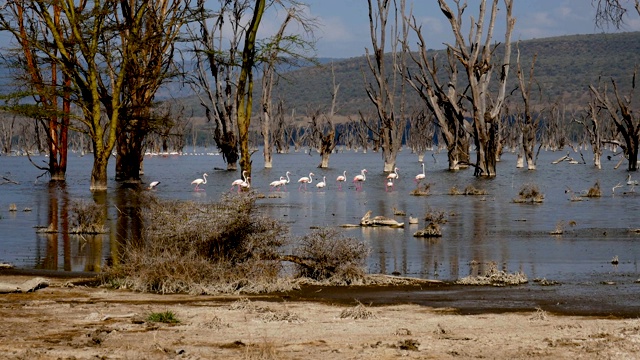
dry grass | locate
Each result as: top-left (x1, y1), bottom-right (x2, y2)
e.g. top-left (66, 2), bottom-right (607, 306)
top-left (513, 183), bottom-right (544, 203)
top-left (339, 301), bottom-right (377, 320)
top-left (69, 200), bottom-right (107, 234)
top-left (413, 223), bottom-right (442, 238)
top-left (456, 261), bottom-right (528, 286)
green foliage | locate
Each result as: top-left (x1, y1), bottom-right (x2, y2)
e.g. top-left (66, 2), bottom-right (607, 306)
top-left (147, 311), bottom-right (180, 324)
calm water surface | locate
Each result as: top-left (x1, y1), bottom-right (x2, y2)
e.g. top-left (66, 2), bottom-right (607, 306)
top-left (1, 149), bottom-right (639, 287)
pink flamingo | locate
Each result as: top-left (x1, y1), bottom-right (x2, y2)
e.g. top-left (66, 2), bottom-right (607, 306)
top-left (387, 167), bottom-right (399, 181)
top-left (316, 176), bottom-right (327, 191)
top-left (414, 163), bottom-right (425, 184)
top-left (270, 176), bottom-right (286, 191)
top-left (191, 173), bottom-right (208, 191)
top-left (231, 171), bottom-right (248, 192)
top-left (281, 171), bottom-right (291, 191)
top-left (238, 177), bottom-right (251, 193)
top-left (353, 169), bottom-right (367, 191)
top-left (336, 170), bottom-right (347, 190)
top-left (298, 172), bottom-right (314, 191)
top-left (386, 178), bottom-right (394, 192)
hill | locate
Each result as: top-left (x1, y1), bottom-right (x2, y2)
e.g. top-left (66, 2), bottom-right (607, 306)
top-left (260, 31), bottom-right (640, 117)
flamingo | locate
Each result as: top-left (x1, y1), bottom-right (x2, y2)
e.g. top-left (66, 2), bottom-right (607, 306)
top-left (336, 171), bottom-right (347, 190)
top-left (298, 172), bottom-right (314, 191)
top-left (231, 171), bottom-right (248, 192)
top-left (386, 178), bottom-right (394, 192)
top-left (239, 177), bottom-right (251, 193)
top-left (387, 167), bottom-right (399, 180)
top-left (281, 171), bottom-right (291, 191)
top-left (147, 181), bottom-right (160, 190)
top-left (270, 176), bottom-right (286, 191)
top-left (414, 163), bottom-right (425, 184)
top-left (316, 176), bottom-right (327, 191)
top-left (353, 169), bottom-right (367, 191)
top-left (191, 173), bottom-right (208, 191)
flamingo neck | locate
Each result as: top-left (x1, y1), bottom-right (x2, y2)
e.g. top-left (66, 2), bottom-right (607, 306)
top-left (286, 172), bottom-right (290, 183)
top-left (203, 174), bottom-right (208, 184)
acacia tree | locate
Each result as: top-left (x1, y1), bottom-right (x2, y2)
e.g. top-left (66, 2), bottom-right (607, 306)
top-left (363, 0), bottom-right (405, 173)
top-left (0, 2), bottom-right (71, 181)
top-left (236, 0), bottom-right (266, 178)
top-left (437, 0), bottom-right (515, 177)
top-left (114, 0), bottom-right (192, 183)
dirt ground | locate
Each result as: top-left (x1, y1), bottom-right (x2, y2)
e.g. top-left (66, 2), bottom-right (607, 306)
top-left (1, 275), bottom-right (639, 359)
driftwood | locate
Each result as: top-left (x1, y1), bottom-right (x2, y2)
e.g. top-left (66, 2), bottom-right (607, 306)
top-left (0, 277), bottom-right (49, 294)
top-left (360, 211), bottom-right (404, 228)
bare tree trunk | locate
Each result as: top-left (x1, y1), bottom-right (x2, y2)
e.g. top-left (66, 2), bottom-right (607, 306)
top-left (437, 0), bottom-right (515, 177)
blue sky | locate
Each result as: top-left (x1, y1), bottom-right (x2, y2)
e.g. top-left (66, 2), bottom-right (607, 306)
top-left (270, 0), bottom-right (640, 58)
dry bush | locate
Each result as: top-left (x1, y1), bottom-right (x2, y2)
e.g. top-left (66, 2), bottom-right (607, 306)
top-left (456, 261), bottom-right (528, 286)
top-left (102, 193), bottom-right (289, 294)
top-left (411, 182), bottom-right (432, 196)
top-left (290, 227), bottom-right (370, 284)
top-left (69, 200), bottom-right (107, 234)
top-left (413, 222), bottom-right (442, 238)
top-left (339, 301), bottom-right (376, 320)
top-left (585, 181), bottom-right (602, 197)
top-left (424, 209), bottom-right (447, 224)
top-left (449, 185), bottom-right (488, 195)
top-left (513, 183), bottom-right (544, 203)
top-left (550, 220), bottom-right (565, 235)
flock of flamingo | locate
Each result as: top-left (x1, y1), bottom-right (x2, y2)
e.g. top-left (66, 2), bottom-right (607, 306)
top-left (184, 163), bottom-right (429, 193)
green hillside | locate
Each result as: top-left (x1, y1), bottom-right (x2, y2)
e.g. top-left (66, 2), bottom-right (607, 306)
top-left (179, 31), bottom-right (640, 118)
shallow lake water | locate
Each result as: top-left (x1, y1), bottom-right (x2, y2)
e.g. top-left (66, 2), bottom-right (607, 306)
top-left (1, 148), bottom-right (639, 289)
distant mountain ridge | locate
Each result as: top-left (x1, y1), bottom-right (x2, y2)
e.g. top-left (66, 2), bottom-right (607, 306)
top-left (257, 31), bottom-right (640, 118)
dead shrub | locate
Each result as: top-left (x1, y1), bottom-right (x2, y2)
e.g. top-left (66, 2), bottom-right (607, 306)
top-left (69, 200), bottom-right (107, 234)
top-left (340, 301), bottom-right (376, 319)
top-left (411, 182), bottom-right (432, 196)
top-left (585, 181), bottom-right (602, 197)
top-left (289, 227), bottom-right (370, 284)
top-left (413, 222), bottom-right (442, 238)
top-left (102, 193), bottom-right (289, 294)
top-left (449, 185), bottom-right (487, 195)
top-left (513, 183), bottom-right (544, 203)
top-left (424, 209), bottom-right (447, 224)
top-left (456, 261), bottom-right (528, 286)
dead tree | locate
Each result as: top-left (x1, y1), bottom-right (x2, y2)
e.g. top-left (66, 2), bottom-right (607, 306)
top-left (573, 101), bottom-right (609, 169)
top-left (589, 72), bottom-right (640, 171)
top-left (515, 46), bottom-right (540, 170)
top-left (363, 0), bottom-right (405, 173)
top-left (437, 0), bottom-right (515, 176)
top-left (309, 63), bottom-right (340, 168)
top-left (406, 109), bottom-right (435, 162)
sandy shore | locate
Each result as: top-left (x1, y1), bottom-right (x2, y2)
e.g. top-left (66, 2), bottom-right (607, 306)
top-left (0, 274), bottom-right (639, 359)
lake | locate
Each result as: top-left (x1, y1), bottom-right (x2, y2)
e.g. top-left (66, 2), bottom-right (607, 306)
top-left (1, 148), bottom-right (639, 287)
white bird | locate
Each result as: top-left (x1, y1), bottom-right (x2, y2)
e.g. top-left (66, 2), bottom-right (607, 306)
top-left (191, 173), bottom-right (208, 191)
top-left (298, 172), bottom-right (314, 191)
top-left (387, 167), bottom-right (399, 180)
top-left (231, 171), bottom-right (248, 192)
top-left (270, 177), bottom-right (286, 191)
top-left (414, 163), bottom-right (426, 184)
top-left (336, 171), bottom-right (347, 190)
top-left (627, 174), bottom-right (638, 185)
top-left (316, 176), bottom-right (327, 190)
top-left (281, 171), bottom-right (291, 191)
top-left (353, 169), bottom-right (367, 191)
top-left (386, 178), bottom-right (394, 192)
top-left (147, 181), bottom-right (160, 190)
top-left (239, 177), bottom-right (251, 193)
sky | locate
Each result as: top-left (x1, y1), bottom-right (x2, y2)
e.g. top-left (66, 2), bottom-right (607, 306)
top-left (269, 0), bottom-right (640, 58)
